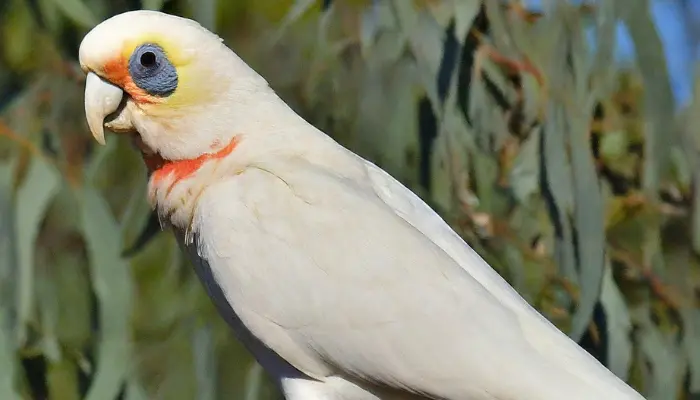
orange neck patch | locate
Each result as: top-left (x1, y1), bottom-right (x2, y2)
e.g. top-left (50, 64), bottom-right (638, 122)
top-left (144, 137), bottom-right (238, 190)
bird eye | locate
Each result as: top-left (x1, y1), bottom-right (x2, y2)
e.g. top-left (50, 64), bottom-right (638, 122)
top-left (128, 43), bottom-right (178, 97)
top-left (140, 51), bottom-right (157, 68)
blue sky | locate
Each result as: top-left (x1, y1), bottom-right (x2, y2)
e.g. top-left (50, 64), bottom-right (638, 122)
top-left (522, 0), bottom-right (699, 108)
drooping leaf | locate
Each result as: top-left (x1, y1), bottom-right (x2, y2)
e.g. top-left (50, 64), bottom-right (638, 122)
top-left (0, 159), bottom-right (20, 400)
top-left (243, 363), bottom-right (264, 400)
top-left (510, 127), bottom-right (540, 204)
top-left (635, 312), bottom-right (684, 400)
top-left (141, 0), bottom-right (165, 11)
top-left (619, 0), bottom-right (675, 196)
top-left (80, 186), bottom-right (133, 400)
top-left (599, 258), bottom-right (632, 380)
top-left (14, 156), bottom-right (61, 345)
top-left (125, 379), bottom-right (149, 400)
top-left (272, 0), bottom-right (318, 44)
top-left (192, 323), bottom-right (217, 400)
top-left (188, 0), bottom-right (216, 31)
top-left (568, 95), bottom-right (605, 342)
top-left (453, 0), bottom-right (481, 43)
top-left (391, 0), bottom-right (445, 108)
top-left (50, 0), bottom-right (99, 28)
top-left (47, 358), bottom-right (80, 400)
top-left (683, 308), bottom-right (700, 394)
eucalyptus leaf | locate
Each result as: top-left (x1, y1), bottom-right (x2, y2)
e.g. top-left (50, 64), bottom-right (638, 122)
top-left (188, 0), bottom-right (216, 31)
top-left (683, 308), bottom-right (700, 393)
top-left (14, 156), bottom-right (61, 345)
top-left (243, 363), bottom-right (264, 400)
top-left (141, 0), bottom-right (165, 11)
top-left (636, 316), bottom-right (684, 400)
top-left (0, 160), bottom-right (20, 400)
top-left (619, 0), bottom-right (675, 196)
top-left (599, 258), bottom-right (632, 380)
top-left (391, 0), bottom-right (445, 108)
top-left (81, 186), bottom-right (133, 400)
top-left (193, 323), bottom-right (217, 400)
top-left (453, 0), bottom-right (481, 42)
top-left (510, 127), bottom-right (540, 204)
top-left (50, 0), bottom-right (99, 28)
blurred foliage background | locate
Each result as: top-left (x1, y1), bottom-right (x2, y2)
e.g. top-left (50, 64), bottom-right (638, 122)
top-left (1, 0), bottom-right (700, 399)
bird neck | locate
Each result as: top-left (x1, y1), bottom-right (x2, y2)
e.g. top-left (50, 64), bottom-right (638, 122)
top-left (142, 135), bottom-right (239, 234)
top-left (145, 136), bottom-right (239, 187)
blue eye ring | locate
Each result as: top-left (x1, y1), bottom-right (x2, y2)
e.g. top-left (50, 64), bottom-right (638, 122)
top-left (128, 43), bottom-right (178, 97)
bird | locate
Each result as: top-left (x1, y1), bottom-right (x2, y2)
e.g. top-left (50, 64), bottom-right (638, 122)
top-left (78, 10), bottom-right (646, 400)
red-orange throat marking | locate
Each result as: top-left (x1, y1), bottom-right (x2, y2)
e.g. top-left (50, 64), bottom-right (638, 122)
top-left (144, 137), bottom-right (238, 193)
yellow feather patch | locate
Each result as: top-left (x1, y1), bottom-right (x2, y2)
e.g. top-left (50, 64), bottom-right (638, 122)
top-left (119, 33), bottom-right (210, 108)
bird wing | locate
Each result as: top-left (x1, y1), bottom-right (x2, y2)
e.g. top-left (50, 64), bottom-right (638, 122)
top-left (193, 153), bottom-right (642, 400)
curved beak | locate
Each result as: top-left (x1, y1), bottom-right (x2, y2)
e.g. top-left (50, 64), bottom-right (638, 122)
top-left (84, 72), bottom-right (124, 145)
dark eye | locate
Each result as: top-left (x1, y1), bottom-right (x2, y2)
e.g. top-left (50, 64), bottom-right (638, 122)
top-left (139, 51), bottom-right (157, 68)
top-left (128, 43), bottom-right (178, 97)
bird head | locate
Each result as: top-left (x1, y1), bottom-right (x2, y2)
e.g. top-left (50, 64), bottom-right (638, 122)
top-left (79, 10), bottom-right (271, 162)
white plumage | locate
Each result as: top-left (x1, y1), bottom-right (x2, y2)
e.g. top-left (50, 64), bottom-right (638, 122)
top-left (79, 10), bottom-right (646, 399)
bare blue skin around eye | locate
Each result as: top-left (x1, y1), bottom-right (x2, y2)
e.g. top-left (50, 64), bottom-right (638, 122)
top-left (128, 43), bottom-right (178, 97)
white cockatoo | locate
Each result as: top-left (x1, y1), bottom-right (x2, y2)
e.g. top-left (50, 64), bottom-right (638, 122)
top-left (79, 10), bottom-right (646, 400)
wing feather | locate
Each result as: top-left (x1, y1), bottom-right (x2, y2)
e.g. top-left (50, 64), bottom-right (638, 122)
top-left (193, 155), bottom-right (642, 400)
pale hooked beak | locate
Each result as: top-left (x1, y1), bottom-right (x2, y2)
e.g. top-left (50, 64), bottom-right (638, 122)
top-left (84, 72), bottom-right (124, 145)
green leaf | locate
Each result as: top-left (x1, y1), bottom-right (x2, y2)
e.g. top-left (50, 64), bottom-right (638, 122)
top-left (619, 0), bottom-right (675, 196)
top-left (510, 127), bottom-right (541, 204)
top-left (243, 363), bottom-right (264, 400)
top-left (683, 308), bottom-right (700, 393)
top-left (359, 0), bottom-right (400, 59)
top-left (600, 131), bottom-right (629, 162)
top-left (453, 0), bottom-right (481, 42)
top-left (188, 0), bottom-right (216, 31)
top-left (599, 258), bottom-right (632, 380)
top-left (430, 131), bottom-right (455, 212)
top-left (36, 267), bottom-right (61, 362)
top-left (15, 156), bottom-right (61, 345)
top-left (84, 137), bottom-right (117, 182)
top-left (47, 358), bottom-right (80, 400)
top-left (50, 0), bottom-right (99, 28)
top-left (125, 380), bottom-right (149, 400)
top-left (0, 159), bottom-right (20, 400)
top-left (541, 103), bottom-right (577, 284)
top-left (193, 323), bottom-right (217, 400)
top-left (141, 0), bottom-right (165, 11)
top-left (635, 313), bottom-right (684, 400)
top-left (568, 112), bottom-right (605, 342)
top-left (81, 186), bottom-right (133, 400)
top-left (272, 0), bottom-right (317, 44)
top-left (391, 0), bottom-right (445, 108)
